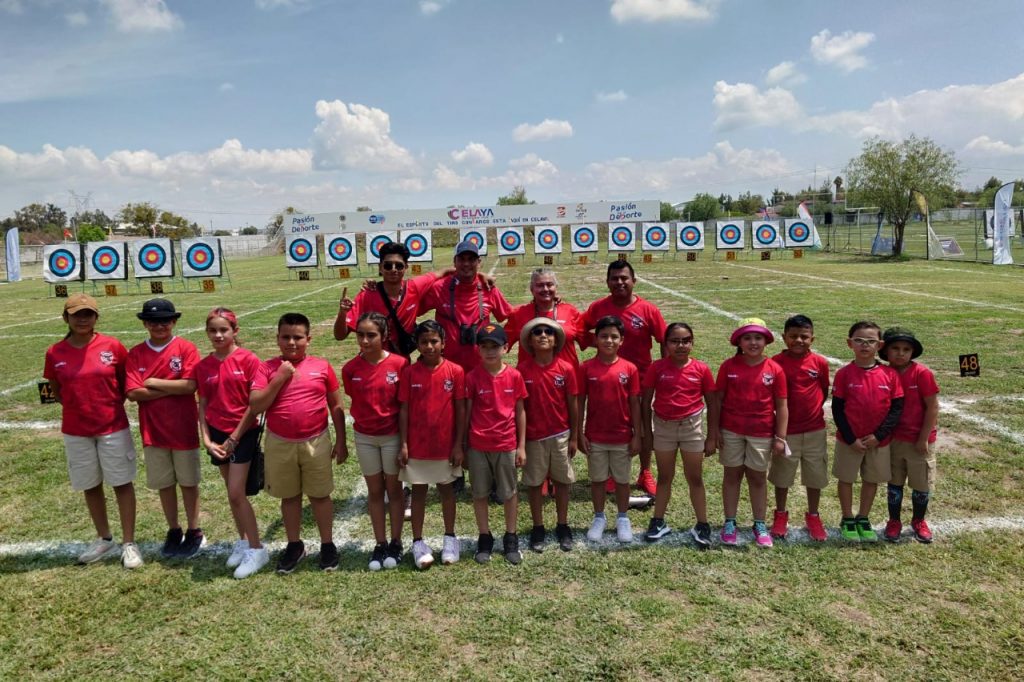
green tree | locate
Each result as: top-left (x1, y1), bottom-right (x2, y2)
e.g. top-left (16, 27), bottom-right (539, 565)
top-left (76, 223), bottom-right (107, 242)
top-left (496, 185), bottom-right (533, 205)
top-left (267, 206), bottom-right (300, 239)
top-left (845, 135), bottom-right (960, 255)
top-left (660, 202), bottom-right (680, 222)
top-left (685, 193), bottom-right (721, 221)
top-left (119, 202), bottom-right (159, 236)
top-left (74, 209), bottom-right (113, 230)
top-left (241, 226), bottom-right (259, 235)
top-left (732, 191), bottom-right (766, 216)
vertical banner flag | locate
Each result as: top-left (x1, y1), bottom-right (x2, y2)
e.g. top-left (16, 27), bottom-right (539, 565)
top-left (751, 221), bottom-right (784, 249)
top-left (795, 202), bottom-right (823, 248)
top-left (641, 223), bottom-right (670, 251)
top-left (675, 222), bottom-right (705, 251)
top-left (497, 227), bottom-right (525, 256)
top-left (85, 241), bottom-right (129, 280)
top-left (285, 234), bottom-right (318, 268)
top-left (715, 221), bottom-right (745, 250)
top-left (365, 231), bottom-right (397, 263)
top-left (459, 227), bottom-right (488, 256)
top-left (993, 182), bottom-right (1016, 266)
top-left (4, 227), bottom-right (20, 282)
top-left (43, 243), bottom-right (83, 283)
top-left (181, 238), bottom-right (223, 277)
top-left (608, 223), bottom-right (637, 251)
top-left (570, 224), bottom-right (599, 253)
top-left (131, 239), bottom-right (174, 278)
top-left (400, 230), bottom-right (433, 262)
top-left (534, 225), bottom-right (563, 254)
top-left (324, 234), bottom-right (357, 267)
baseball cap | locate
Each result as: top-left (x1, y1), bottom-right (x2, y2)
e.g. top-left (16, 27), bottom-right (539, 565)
top-left (455, 239), bottom-right (480, 257)
top-left (64, 293), bottom-right (99, 316)
top-left (137, 298), bottom-right (182, 321)
top-left (476, 323), bottom-right (507, 346)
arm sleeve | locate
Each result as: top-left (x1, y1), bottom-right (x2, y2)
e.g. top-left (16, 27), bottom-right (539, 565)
top-left (831, 396), bottom-right (856, 445)
top-left (873, 397), bottom-right (904, 442)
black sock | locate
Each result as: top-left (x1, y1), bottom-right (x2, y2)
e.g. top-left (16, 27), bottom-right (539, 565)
top-left (887, 484), bottom-right (904, 521)
top-left (911, 489), bottom-right (930, 520)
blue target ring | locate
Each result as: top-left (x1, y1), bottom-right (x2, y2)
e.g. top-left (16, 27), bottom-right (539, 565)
top-left (645, 226), bottom-right (667, 247)
top-left (573, 227), bottom-right (595, 248)
top-left (538, 228), bottom-right (559, 249)
top-left (756, 225), bottom-right (778, 245)
top-left (720, 224), bottom-right (741, 245)
top-left (138, 243), bottom-right (167, 272)
top-left (611, 226), bottom-right (633, 247)
top-left (369, 234), bottom-right (393, 259)
top-left (289, 238), bottom-right (314, 263)
top-left (186, 243), bottom-right (216, 271)
top-left (49, 248), bottom-right (78, 277)
top-left (404, 234), bottom-right (428, 258)
top-left (91, 246), bottom-right (120, 274)
top-left (463, 231), bottom-right (484, 248)
top-left (500, 231), bottom-right (522, 251)
top-left (679, 226), bottom-right (702, 247)
top-left (328, 237), bottom-right (353, 261)
top-left (788, 222), bottom-right (809, 243)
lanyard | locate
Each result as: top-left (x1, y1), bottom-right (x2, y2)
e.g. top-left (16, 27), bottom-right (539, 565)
top-left (448, 277), bottom-right (485, 327)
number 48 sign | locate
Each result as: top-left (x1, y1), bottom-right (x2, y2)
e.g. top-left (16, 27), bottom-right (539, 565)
top-left (959, 353), bottom-right (980, 377)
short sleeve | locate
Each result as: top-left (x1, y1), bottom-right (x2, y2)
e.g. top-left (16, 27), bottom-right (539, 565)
top-left (325, 363), bottom-right (340, 393)
top-left (641, 362), bottom-right (658, 391)
top-left (700, 363), bottom-right (716, 394)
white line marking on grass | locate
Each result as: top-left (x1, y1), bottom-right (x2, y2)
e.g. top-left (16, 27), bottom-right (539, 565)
top-left (0, 379), bottom-right (38, 397)
top-left (940, 399), bottom-right (1024, 446)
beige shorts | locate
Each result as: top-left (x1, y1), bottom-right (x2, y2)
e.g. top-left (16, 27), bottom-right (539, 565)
top-left (264, 429), bottom-right (335, 499)
top-left (889, 440), bottom-right (936, 491)
top-left (587, 442), bottom-right (631, 485)
top-left (832, 440), bottom-right (891, 484)
top-left (467, 449), bottom-right (518, 502)
top-left (523, 433), bottom-right (575, 487)
top-left (652, 411), bottom-right (705, 453)
top-left (718, 429), bottom-right (772, 472)
top-left (143, 446), bottom-right (200, 490)
top-left (400, 458), bottom-right (462, 486)
top-left (768, 429), bottom-right (829, 489)
top-left (354, 431), bottom-right (401, 477)
top-left (64, 429), bottom-right (137, 491)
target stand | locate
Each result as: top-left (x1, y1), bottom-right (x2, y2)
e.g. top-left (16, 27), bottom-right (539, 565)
top-left (130, 239), bottom-right (183, 295)
top-left (180, 238), bottom-right (232, 293)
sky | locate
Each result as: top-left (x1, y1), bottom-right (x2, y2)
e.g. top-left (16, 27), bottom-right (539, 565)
top-left (1, 0), bottom-right (1023, 228)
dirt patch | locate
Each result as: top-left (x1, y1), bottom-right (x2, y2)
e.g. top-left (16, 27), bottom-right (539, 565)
top-left (934, 429), bottom-right (993, 452)
top-left (831, 602), bottom-right (875, 628)
top-left (1008, 329), bottom-right (1024, 336)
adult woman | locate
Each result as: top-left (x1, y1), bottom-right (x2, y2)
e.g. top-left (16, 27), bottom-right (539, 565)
top-left (505, 268), bottom-right (586, 368)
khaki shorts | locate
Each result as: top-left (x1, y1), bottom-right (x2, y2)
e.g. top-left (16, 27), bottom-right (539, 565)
top-left (64, 429), bottom-right (137, 491)
top-left (832, 440), bottom-right (891, 484)
top-left (143, 446), bottom-right (200, 490)
top-left (718, 429), bottom-right (772, 472)
top-left (264, 429), bottom-right (335, 499)
top-left (467, 449), bottom-right (518, 502)
top-left (400, 458), bottom-right (462, 486)
top-left (354, 431), bottom-right (401, 477)
top-left (889, 440), bottom-right (936, 491)
top-left (652, 411), bottom-right (705, 453)
top-left (587, 442), bottom-right (631, 485)
top-left (768, 428), bottom-right (829, 489)
top-left (523, 433), bottom-right (575, 487)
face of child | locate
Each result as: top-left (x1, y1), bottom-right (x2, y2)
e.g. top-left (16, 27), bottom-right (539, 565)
top-left (885, 340), bottom-right (914, 370)
top-left (145, 319), bottom-right (175, 344)
top-left (596, 327), bottom-right (623, 357)
top-left (477, 340), bottom-right (505, 363)
top-left (606, 267), bottom-right (634, 300)
top-left (529, 325), bottom-right (556, 353)
top-left (738, 332), bottom-right (766, 361)
top-left (783, 326), bottom-right (814, 357)
top-left (277, 323), bottom-right (310, 360)
top-left (206, 316), bottom-right (237, 353)
top-left (66, 310), bottom-right (97, 336)
top-left (416, 331), bottom-right (444, 364)
top-left (847, 328), bottom-right (882, 365)
top-left (355, 320), bottom-right (385, 355)
top-left (378, 254), bottom-right (407, 285)
top-left (665, 328), bottom-right (693, 363)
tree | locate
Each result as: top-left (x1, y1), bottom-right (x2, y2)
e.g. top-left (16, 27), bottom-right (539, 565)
top-left (13, 203), bottom-right (67, 233)
top-left (845, 135), bottom-right (960, 255)
top-left (241, 226), bottom-right (259, 235)
top-left (267, 206), bottom-right (300, 239)
top-left (496, 185), bottom-right (533, 205)
top-left (686, 193), bottom-right (721, 221)
top-left (119, 202), bottom-right (159, 236)
top-left (74, 209), bottom-right (113, 230)
top-left (732, 191), bottom-right (766, 216)
top-left (660, 202), bottom-right (680, 222)
top-left (76, 224), bottom-right (107, 242)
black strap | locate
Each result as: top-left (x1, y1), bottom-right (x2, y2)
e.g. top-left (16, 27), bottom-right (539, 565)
top-left (377, 282), bottom-right (416, 353)
top-left (448, 276), bottom-right (485, 327)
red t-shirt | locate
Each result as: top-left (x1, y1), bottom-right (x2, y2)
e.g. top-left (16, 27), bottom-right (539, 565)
top-left (892, 362), bottom-right (939, 443)
top-left (715, 355), bottom-right (788, 438)
top-left (399, 358), bottom-right (467, 460)
top-left (578, 356), bottom-right (641, 445)
top-left (583, 295), bottom-right (667, 375)
top-left (505, 301), bottom-right (585, 368)
top-left (832, 362), bottom-right (904, 445)
top-left (195, 348), bottom-right (262, 433)
top-left (342, 352), bottom-right (408, 436)
top-left (771, 351), bottom-right (830, 435)
top-left (253, 355), bottom-right (340, 441)
top-left (642, 357), bottom-right (716, 421)
top-left (465, 364), bottom-right (528, 451)
top-left (345, 273), bottom-right (438, 354)
top-left (126, 337), bottom-right (200, 449)
top-left (518, 356), bottom-right (581, 441)
top-left (44, 333), bottom-right (130, 437)
top-left (419, 275), bottom-right (513, 371)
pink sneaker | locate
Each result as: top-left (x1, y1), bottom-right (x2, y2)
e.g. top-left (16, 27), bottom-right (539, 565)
top-left (636, 469), bottom-right (657, 497)
top-left (770, 510), bottom-right (789, 539)
top-left (720, 520), bottom-right (738, 546)
top-left (753, 522), bottom-right (773, 548)
top-left (805, 513), bottom-right (828, 542)
top-left (884, 519), bottom-right (903, 543)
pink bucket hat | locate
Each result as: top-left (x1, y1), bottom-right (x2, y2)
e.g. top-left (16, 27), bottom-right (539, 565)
top-left (729, 317), bottom-right (774, 346)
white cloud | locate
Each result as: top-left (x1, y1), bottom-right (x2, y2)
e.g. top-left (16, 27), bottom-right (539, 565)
top-left (218, 82), bottom-right (235, 93)
top-left (610, 0), bottom-right (717, 23)
top-left (420, 0), bottom-right (451, 15)
top-left (65, 11), bottom-right (90, 26)
top-left (311, 99), bottom-right (416, 173)
top-left (451, 142), bottom-right (494, 167)
top-left (809, 29), bottom-right (875, 73)
top-left (764, 61), bottom-right (805, 87)
top-left (712, 81), bottom-right (802, 131)
top-left (596, 90), bottom-right (629, 103)
top-left (432, 163), bottom-right (475, 191)
top-left (512, 119), bottom-right (573, 143)
top-left (101, 0), bottom-right (182, 32)
top-left (964, 136), bottom-right (1024, 157)
top-left (503, 153), bottom-right (559, 186)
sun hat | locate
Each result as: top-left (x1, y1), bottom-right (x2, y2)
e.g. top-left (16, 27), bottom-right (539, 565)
top-left (137, 298), bottom-right (182, 321)
top-left (881, 326), bottom-right (923, 359)
top-left (729, 317), bottom-right (774, 346)
top-left (476, 323), bottom-right (507, 346)
top-left (520, 317), bottom-right (566, 355)
top-left (63, 293), bottom-right (99, 316)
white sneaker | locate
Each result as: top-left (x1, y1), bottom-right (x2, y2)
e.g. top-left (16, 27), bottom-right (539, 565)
top-left (616, 516), bottom-right (634, 543)
top-left (587, 515), bottom-right (607, 542)
top-left (78, 538), bottom-right (119, 564)
top-left (233, 547), bottom-right (270, 579)
top-left (412, 540), bottom-right (434, 570)
top-left (441, 535), bottom-right (460, 564)
top-left (225, 539), bottom-right (248, 569)
top-left (121, 542), bottom-right (144, 569)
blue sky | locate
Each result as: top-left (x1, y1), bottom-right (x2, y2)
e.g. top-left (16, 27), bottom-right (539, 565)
top-left (2, 0), bottom-right (1023, 227)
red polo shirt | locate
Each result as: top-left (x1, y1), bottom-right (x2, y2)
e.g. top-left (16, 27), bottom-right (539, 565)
top-left (253, 355), bottom-right (339, 442)
top-left (195, 347), bottom-right (262, 433)
top-left (579, 356), bottom-right (640, 445)
top-left (832, 362), bottom-right (904, 445)
top-left (126, 336), bottom-right (200, 449)
top-left (399, 358), bottom-right (467, 460)
top-left (642, 357), bottom-right (716, 421)
top-left (44, 333), bottom-right (130, 437)
top-left (771, 351), bottom-right (830, 435)
top-left (342, 352), bottom-right (408, 436)
top-left (892, 361), bottom-right (938, 443)
top-left (419, 275), bottom-right (513, 371)
top-left (518, 356), bottom-right (580, 441)
top-left (715, 355), bottom-right (787, 438)
top-left (465, 364), bottom-right (527, 451)
top-left (583, 295), bottom-right (666, 375)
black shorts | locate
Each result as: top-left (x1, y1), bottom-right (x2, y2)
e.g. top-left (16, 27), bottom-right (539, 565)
top-left (208, 425), bottom-right (261, 466)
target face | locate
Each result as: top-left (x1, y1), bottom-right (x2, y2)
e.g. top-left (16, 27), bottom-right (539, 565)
top-left (756, 224), bottom-right (777, 245)
top-left (611, 225), bottom-right (634, 247)
top-left (571, 225), bottom-right (598, 252)
top-left (91, 246), bottom-right (120, 274)
top-left (49, 248), bottom-right (78, 277)
top-left (787, 221), bottom-right (809, 244)
top-left (720, 224), bottom-right (741, 245)
top-left (501, 231), bottom-right (522, 251)
top-left (679, 225), bottom-right (702, 247)
top-left (369, 234), bottom-right (393, 259)
top-left (404, 234), bottom-right (428, 257)
top-left (538, 228), bottom-right (559, 247)
top-left (328, 237), bottom-right (353, 262)
top-left (288, 238), bottom-right (314, 263)
top-left (534, 226), bottom-right (562, 255)
top-left (464, 231), bottom-right (484, 247)
top-left (643, 224), bottom-right (668, 249)
top-left (138, 244), bottom-right (167, 271)
top-left (187, 243), bottom-right (215, 271)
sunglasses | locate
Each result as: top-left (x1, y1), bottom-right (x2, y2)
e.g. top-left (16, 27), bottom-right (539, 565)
top-left (666, 336), bottom-right (693, 345)
top-left (531, 327), bottom-right (555, 337)
top-left (381, 262), bottom-right (407, 271)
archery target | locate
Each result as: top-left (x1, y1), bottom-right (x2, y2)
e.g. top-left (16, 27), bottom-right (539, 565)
top-left (365, 232), bottom-right (397, 263)
top-left (534, 226), bottom-right (563, 254)
top-left (784, 219), bottom-right (817, 248)
top-left (609, 223), bottom-right (636, 251)
top-left (497, 227), bottom-right (525, 256)
top-left (641, 223), bottom-right (670, 252)
top-left (181, 238), bottom-right (222, 277)
top-left (715, 222), bottom-right (746, 250)
top-left (85, 242), bottom-right (128, 280)
top-left (43, 244), bottom-right (83, 283)
top-left (752, 221), bottom-right (783, 249)
top-left (325, 235), bottom-right (357, 266)
top-left (675, 223), bottom-right (705, 251)
top-left (459, 228), bottom-right (488, 256)
top-left (131, 239), bottom-right (174, 278)
top-left (570, 224), bottom-right (598, 253)
top-left (285, 235), bottom-right (318, 268)
top-left (400, 230), bottom-right (433, 262)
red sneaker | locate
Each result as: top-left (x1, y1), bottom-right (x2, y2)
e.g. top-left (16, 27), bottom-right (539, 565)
top-left (636, 469), bottom-right (657, 497)
top-left (804, 513), bottom-right (827, 542)
top-left (910, 518), bottom-right (933, 544)
top-left (605, 478), bottom-right (616, 494)
top-left (770, 510), bottom-right (789, 539)
top-left (884, 519), bottom-right (902, 542)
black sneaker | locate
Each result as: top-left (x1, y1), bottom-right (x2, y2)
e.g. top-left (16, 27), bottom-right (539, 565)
top-left (368, 542), bottom-right (387, 571)
top-left (475, 533), bottom-right (494, 564)
top-left (691, 522), bottom-right (713, 549)
top-left (161, 527), bottom-right (183, 558)
top-left (276, 541), bottom-right (306, 574)
top-left (503, 532), bottom-right (522, 565)
top-left (529, 525), bottom-right (547, 552)
top-left (645, 517), bottom-right (671, 542)
top-left (319, 542), bottom-right (339, 572)
top-left (178, 528), bottom-right (206, 558)
top-left (555, 523), bottom-right (573, 552)
top-left (384, 538), bottom-right (403, 569)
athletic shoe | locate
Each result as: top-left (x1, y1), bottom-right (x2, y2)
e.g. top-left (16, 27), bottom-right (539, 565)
top-left (276, 541), bottom-right (306, 574)
top-left (855, 516), bottom-right (877, 542)
top-left (720, 519), bottom-right (738, 546)
top-left (121, 542), bottom-right (144, 569)
top-left (753, 521), bottom-right (773, 548)
top-left (911, 518), bottom-right (933, 544)
top-left (403, 487), bottom-right (412, 521)
top-left (691, 522), bottom-right (712, 549)
top-left (805, 513), bottom-right (828, 542)
top-left (78, 538), bottom-right (119, 564)
top-left (636, 469), bottom-right (657, 497)
top-left (556, 524), bottom-right (573, 552)
top-left (161, 527), bottom-right (183, 558)
top-left (644, 517), bottom-right (671, 542)
top-left (441, 535), bottom-right (461, 565)
top-left (226, 539), bottom-right (248, 568)
top-left (502, 532), bottom-right (522, 565)
top-left (884, 519), bottom-right (903, 543)
top-left (368, 542), bottom-right (387, 571)
top-left (234, 547), bottom-right (269, 579)
top-left (529, 525), bottom-right (547, 553)
top-left (179, 528), bottom-right (207, 558)
top-left (587, 515), bottom-right (607, 542)
top-left (383, 539), bottom-right (403, 569)
top-left (770, 510), bottom-right (789, 539)
top-left (412, 540), bottom-right (434, 570)
top-left (616, 516), bottom-right (633, 543)
top-left (604, 478), bottom-right (616, 495)
top-left (840, 518), bottom-right (860, 542)
top-left (475, 533), bottom-right (494, 564)
top-left (319, 542), bottom-right (339, 572)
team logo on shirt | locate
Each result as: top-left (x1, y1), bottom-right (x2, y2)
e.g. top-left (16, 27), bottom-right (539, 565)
top-left (554, 374), bottom-right (565, 388)
top-left (618, 372), bottom-right (629, 385)
top-left (169, 356), bottom-right (183, 373)
top-left (98, 351), bottom-right (114, 366)
top-left (762, 373), bottom-right (775, 386)
top-left (629, 315), bottom-right (644, 330)
top-left (807, 369), bottom-right (819, 379)
top-left (385, 371), bottom-right (399, 385)
top-left (877, 384), bottom-right (890, 392)
top-left (443, 379), bottom-right (454, 392)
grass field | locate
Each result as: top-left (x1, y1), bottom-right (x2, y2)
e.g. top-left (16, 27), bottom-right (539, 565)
top-left (2, 247), bottom-right (1023, 680)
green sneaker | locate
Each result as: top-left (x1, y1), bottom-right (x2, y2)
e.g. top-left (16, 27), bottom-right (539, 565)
top-left (856, 516), bottom-right (877, 542)
top-left (840, 517), bottom-right (860, 542)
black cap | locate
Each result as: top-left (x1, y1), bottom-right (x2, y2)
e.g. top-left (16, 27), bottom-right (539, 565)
top-left (476, 323), bottom-right (507, 346)
top-left (137, 298), bottom-right (181, 321)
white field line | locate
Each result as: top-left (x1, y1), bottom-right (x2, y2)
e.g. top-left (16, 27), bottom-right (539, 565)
top-left (0, 379), bottom-right (39, 397)
top-left (915, 264), bottom-right (1024, 279)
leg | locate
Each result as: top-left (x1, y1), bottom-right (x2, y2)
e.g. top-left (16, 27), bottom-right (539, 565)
top-left (180, 484), bottom-right (200, 530)
top-left (806, 487), bottom-right (821, 516)
top-left (527, 485), bottom-right (544, 527)
top-left (722, 466), bottom-right (744, 519)
top-left (364, 473), bottom-right (387, 544)
top-left (746, 468), bottom-right (768, 520)
top-left (473, 497), bottom-right (491, 535)
top-left (858, 482), bottom-right (878, 518)
top-left (911, 489), bottom-right (930, 520)
top-left (774, 485), bottom-right (789, 513)
top-left (652, 449), bottom-right (677, 519)
top-left (228, 463), bottom-right (261, 548)
top-left (614, 482), bottom-right (630, 514)
top-left (280, 494), bottom-right (303, 543)
top-left (384, 473), bottom-right (404, 541)
top-left (438, 483), bottom-right (457, 535)
top-left (83, 484), bottom-right (112, 539)
top-left (887, 483), bottom-right (905, 521)
top-left (838, 481), bottom-right (854, 519)
top-left (590, 481), bottom-right (606, 515)
top-left (158, 486), bottom-right (180, 529)
top-left (681, 451), bottom-right (707, 524)
top-left (219, 465), bottom-right (245, 539)
top-left (411, 484), bottom-right (428, 539)
top-left (503, 494), bottom-right (519, 534)
top-left (308, 495), bottom-right (334, 544)
top-left (112, 482), bottom-right (137, 543)
top-left (554, 482), bottom-right (570, 525)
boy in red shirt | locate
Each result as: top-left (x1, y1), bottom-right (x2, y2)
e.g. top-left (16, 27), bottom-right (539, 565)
top-left (463, 324), bottom-right (527, 565)
top-left (250, 313), bottom-right (349, 573)
top-left (832, 321), bottom-right (904, 543)
top-left (125, 299), bottom-right (202, 558)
